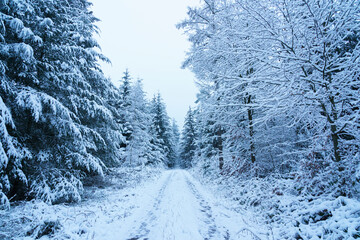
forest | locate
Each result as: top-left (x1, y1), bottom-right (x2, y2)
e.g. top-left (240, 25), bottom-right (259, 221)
top-left (177, 0), bottom-right (360, 237)
top-left (178, 0), bottom-right (360, 196)
top-left (0, 0), bottom-right (360, 239)
top-left (0, 0), bottom-right (181, 207)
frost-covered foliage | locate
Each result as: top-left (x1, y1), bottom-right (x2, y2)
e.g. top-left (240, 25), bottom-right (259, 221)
top-left (180, 0), bottom-right (360, 237)
top-left (170, 119), bottom-right (181, 166)
top-left (30, 171), bottom-right (83, 204)
top-left (0, 0), bottom-right (125, 207)
top-left (117, 87), bottom-right (179, 168)
top-left (118, 74), bottom-right (166, 167)
top-left (179, 0), bottom-right (360, 197)
top-left (0, 95), bottom-right (28, 210)
top-left (0, 0), bottom-right (175, 208)
top-left (180, 107), bottom-right (197, 168)
top-left (0, 167), bottom-right (163, 239)
top-left (193, 168), bottom-right (360, 239)
top-left (149, 94), bottom-right (178, 167)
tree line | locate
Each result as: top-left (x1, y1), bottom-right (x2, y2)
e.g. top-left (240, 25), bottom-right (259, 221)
top-left (178, 0), bottom-right (360, 197)
top-left (0, 0), bottom-right (179, 208)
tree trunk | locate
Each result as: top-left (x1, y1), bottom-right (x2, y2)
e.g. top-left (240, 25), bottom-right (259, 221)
top-left (320, 100), bottom-right (341, 162)
top-left (246, 95), bottom-right (256, 163)
top-left (329, 95), bottom-right (341, 162)
top-left (216, 128), bottom-right (224, 170)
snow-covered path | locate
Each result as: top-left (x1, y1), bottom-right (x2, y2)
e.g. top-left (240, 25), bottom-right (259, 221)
top-left (110, 169), bottom-right (266, 240)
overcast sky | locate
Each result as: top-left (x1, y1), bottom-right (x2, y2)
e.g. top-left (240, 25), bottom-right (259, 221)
top-left (91, 0), bottom-right (200, 128)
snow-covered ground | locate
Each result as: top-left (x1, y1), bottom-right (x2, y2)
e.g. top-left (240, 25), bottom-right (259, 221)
top-left (194, 169), bottom-right (360, 239)
top-left (0, 167), bottom-right (163, 240)
top-left (0, 168), bottom-right (267, 240)
top-left (5, 167), bottom-right (357, 240)
top-left (115, 169), bottom-right (267, 239)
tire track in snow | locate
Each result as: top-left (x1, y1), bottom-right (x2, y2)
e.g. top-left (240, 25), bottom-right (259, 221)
top-left (126, 171), bottom-right (174, 240)
top-left (184, 172), bottom-right (266, 240)
top-left (184, 172), bottom-right (229, 240)
top-left (124, 170), bottom-right (259, 240)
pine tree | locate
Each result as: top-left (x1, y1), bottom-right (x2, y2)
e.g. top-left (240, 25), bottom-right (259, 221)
top-left (180, 107), bottom-right (197, 168)
top-left (149, 94), bottom-right (175, 167)
top-left (118, 69), bottom-right (133, 157)
top-left (125, 79), bottom-right (155, 166)
top-left (120, 69), bottom-right (132, 105)
top-left (170, 119), bottom-right (180, 167)
top-left (0, 0), bottom-right (33, 208)
top-left (0, 0), bottom-right (120, 205)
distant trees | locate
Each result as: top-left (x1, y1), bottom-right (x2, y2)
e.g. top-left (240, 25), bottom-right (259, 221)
top-left (118, 69), bottom-right (133, 153)
top-left (178, 0), bottom-right (360, 196)
top-left (114, 72), bottom-right (179, 168)
top-left (170, 119), bottom-right (181, 167)
top-left (150, 94), bottom-right (178, 168)
top-left (180, 107), bottom-right (197, 168)
top-left (117, 72), bottom-right (177, 167)
top-left (0, 0), bottom-right (177, 209)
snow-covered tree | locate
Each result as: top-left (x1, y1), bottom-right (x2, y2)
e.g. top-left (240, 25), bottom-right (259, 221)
top-left (179, 0), bottom-right (360, 195)
top-left (149, 94), bottom-right (176, 167)
top-left (125, 79), bottom-right (159, 166)
top-left (118, 69), bottom-right (133, 155)
top-left (170, 119), bottom-right (181, 167)
top-left (180, 107), bottom-right (197, 168)
top-left (0, 0), bottom-right (34, 208)
top-left (0, 0), bottom-right (122, 206)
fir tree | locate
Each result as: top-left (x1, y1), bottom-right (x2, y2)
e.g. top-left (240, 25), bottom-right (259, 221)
top-left (0, 0), bottom-right (120, 205)
top-left (0, 0), bottom-right (33, 208)
top-left (125, 79), bottom-right (156, 166)
top-left (118, 69), bottom-right (133, 155)
top-left (149, 94), bottom-right (176, 167)
top-left (170, 119), bottom-right (181, 167)
top-left (180, 107), bottom-right (197, 168)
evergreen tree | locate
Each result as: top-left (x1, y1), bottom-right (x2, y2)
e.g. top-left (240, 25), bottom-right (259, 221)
top-left (118, 69), bottom-right (133, 156)
top-left (125, 79), bottom-right (157, 166)
top-left (0, 0), bottom-right (33, 208)
top-left (120, 69), bottom-right (132, 105)
top-left (0, 0), bottom-right (121, 206)
top-left (149, 94), bottom-right (176, 167)
top-left (170, 119), bottom-right (180, 167)
top-left (180, 107), bottom-right (197, 168)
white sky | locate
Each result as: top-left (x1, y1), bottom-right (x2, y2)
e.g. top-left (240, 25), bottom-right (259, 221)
top-left (91, 0), bottom-right (200, 128)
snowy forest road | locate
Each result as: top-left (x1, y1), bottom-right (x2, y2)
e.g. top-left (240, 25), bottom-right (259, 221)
top-left (112, 169), bottom-right (266, 240)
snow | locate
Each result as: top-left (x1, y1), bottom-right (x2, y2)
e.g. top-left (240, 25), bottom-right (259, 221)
top-left (13, 43), bottom-right (34, 62)
top-left (9, 18), bottom-right (24, 33)
top-left (196, 170), bottom-right (360, 239)
top-left (1, 167), bottom-right (360, 239)
top-left (0, 142), bottom-right (7, 167)
top-left (19, 27), bottom-right (33, 40)
top-left (16, 90), bottom-right (43, 122)
top-left (0, 167), bottom-right (161, 239)
top-left (39, 18), bottom-right (53, 28)
top-left (1, 0), bottom-right (358, 238)
top-left (0, 168), bottom-right (268, 239)
top-left (32, 35), bottom-right (43, 45)
top-left (114, 170), bottom-right (209, 239)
